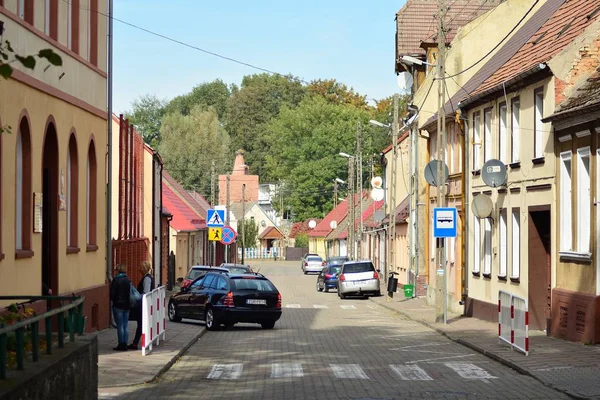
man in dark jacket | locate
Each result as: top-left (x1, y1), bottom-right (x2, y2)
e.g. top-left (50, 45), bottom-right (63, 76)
top-left (110, 264), bottom-right (131, 351)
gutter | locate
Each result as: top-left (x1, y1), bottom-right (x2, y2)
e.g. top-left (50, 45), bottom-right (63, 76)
top-left (542, 102), bottom-right (600, 123)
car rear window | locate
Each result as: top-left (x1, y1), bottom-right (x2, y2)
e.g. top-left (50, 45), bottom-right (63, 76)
top-left (228, 267), bottom-right (250, 274)
top-left (343, 262), bottom-right (374, 273)
top-left (231, 278), bottom-right (277, 292)
top-left (189, 269), bottom-right (209, 280)
top-left (329, 266), bottom-right (342, 274)
top-left (307, 256), bottom-right (322, 262)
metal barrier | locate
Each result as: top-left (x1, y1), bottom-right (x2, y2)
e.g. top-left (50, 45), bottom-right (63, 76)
top-left (498, 290), bottom-right (512, 347)
top-left (497, 290), bottom-right (529, 356)
top-left (141, 286), bottom-right (167, 356)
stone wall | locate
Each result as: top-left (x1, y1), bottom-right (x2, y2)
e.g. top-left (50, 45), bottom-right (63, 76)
top-left (0, 336), bottom-right (97, 400)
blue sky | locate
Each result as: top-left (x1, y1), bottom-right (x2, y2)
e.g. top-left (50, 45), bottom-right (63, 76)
top-left (113, 0), bottom-right (405, 114)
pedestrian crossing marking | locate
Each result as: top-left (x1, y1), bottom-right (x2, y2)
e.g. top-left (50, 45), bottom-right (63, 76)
top-left (330, 364), bottom-right (369, 379)
top-left (340, 305), bottom-right (356, 310)
top-left (270, 363), bottom-right (304, 378)
top-left (207, 363), bottom-right (243, 379)
top-left (285, 304), bottom-right (301, 308)
top-left (444, 362), bottom-right (497, 380)
top-left (313, 304), bottom-right (328, 309)
top-left (390, 364), bottom-right (433, 381)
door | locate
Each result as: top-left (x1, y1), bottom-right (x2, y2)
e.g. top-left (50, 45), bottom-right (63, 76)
top-left (191, 274), bottom-right (214, 319)
top-left (528, 208), bottom-right (551, 331)
top-left (42, 125), bottom-right (59, 297)
top-left (179, 275), bottom-right (205, 318)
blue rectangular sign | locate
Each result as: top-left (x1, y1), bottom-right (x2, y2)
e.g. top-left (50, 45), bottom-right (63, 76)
top-left (433, 207), bottom-right (457, 238)
top-left (207, 209), bottom-right (225, 227)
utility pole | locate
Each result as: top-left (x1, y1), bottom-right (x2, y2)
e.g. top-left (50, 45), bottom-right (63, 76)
top-left (388, 94), bottom-right (399, 279)
top-left (241, 184), bottom-right (246, 264)
top-left (333, 180), bottom-right (338, 210)
top-left (435, 0), bottom-right (448, 324)
top-left (210, 160), bottom-right (216, 266)
top-left (347, 157), bottom-right (355, 260)
top-left (356, 123), bottom-right (363, 260)
top-left (226, 176), bottom-right (231, 263)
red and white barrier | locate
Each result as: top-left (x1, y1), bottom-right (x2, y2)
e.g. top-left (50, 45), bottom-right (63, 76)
top-left (497, 290), bottom-right (529, 356)
top-left (141, 286), bottom-right (167, 356)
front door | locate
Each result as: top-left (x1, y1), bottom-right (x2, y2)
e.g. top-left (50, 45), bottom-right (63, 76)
top-left (42, 125), bottom-right (59, 296)
top-left (528, 208), bottom-right (551, 331)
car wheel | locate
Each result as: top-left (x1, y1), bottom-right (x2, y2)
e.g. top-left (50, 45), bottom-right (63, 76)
top-left (303, 270), bottom-right (307, 275)
top-left (168, 301), bottom-right (182, 322)
top-left (261, 321), bottom-right (275, 329)
top-left (375, 290), bottom-right (381, 297)
top-left (316, 281), bottom-right (323, 292)
top-left (323, 285), bottom-right (329, 293)
top-left (205, 307), bottom-right (219, 331)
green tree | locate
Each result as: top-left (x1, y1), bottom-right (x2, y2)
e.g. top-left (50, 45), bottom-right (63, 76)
top-left (294, 233), bottom-right (308, 248)
top-left (307, 79), bottom-right (368, 109)
top-left (126, 94), bottom-right (167, 146)
top-left (165, 79), bottom-right (233, 120)
top-left (224, 73), bottom-right (306, 178)
top-left (241, 218), bottom-right (259, 248)
top-left (159, 106), bottom-right (230, 195)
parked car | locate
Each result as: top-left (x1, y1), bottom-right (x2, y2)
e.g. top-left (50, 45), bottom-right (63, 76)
top-left (168, 272), bottom-right (282, 330)
top-left (337, 260), bottom-right (381, 299)
top-left (326, 256), bottom-right (349, 267)
top-left (219, 263), bottom-right (252, 274)
top-left (300, 253), bottom-right (319, 270)
top-left (179, 266), bottom-right (229, 289)
top-left (302, 255), bottom-right (325, 274)
top-left (316, 263), bottom-right (343, 292)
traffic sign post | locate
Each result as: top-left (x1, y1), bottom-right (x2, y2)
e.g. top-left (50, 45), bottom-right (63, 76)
top-left (433, 207), bottom-right (457, 326)
top-left (209, 228), bottom-right (222, 242)
top-left (207, 209), bottom-right (225, 227)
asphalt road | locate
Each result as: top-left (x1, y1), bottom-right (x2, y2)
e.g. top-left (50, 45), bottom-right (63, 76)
top-left (105, 260), bottom-right (567, 400)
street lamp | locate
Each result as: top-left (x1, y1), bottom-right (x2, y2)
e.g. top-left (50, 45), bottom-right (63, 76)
top-left (369, 120), bottom-right (390, 129)
top-left (335, 178), bottom-right (345, 184)
top-left (401, 55), bottom-right (436, 67)
top-left (339, 152), bottom-right (354, 159)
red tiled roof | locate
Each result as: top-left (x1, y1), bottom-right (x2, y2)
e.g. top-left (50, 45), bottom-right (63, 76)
top-left (162, 183), bottom-right (206, 232)
top-left (470, 0), bottom-right (600, 99)
top-left (163, 171), bottom-right (211, 218)
top-left (187, 191), bottom-right (211, 217)
top-left (550, 66), bottom-right (600, 118)
top-left (360, 199), bottom-right (384, 228)
top-left (396, 0), bottom-right (499, 71)
top-left (308, 200), bottom-right (349, 238)
top-left (289, 221), bottom-right (312, 238)
top-left (259, 226), bottom-right (284, 240)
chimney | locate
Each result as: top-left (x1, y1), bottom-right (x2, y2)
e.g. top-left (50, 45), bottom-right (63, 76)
top-left (232, 149), bottom-right (248, 175)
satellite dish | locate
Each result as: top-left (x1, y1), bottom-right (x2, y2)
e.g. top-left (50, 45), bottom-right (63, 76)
top-left (424, 160), bottom-right (449, 186)
top-left (330, 220), bottom-right (338, 230)
top-left (371, 176), bottom-right (383, 188)
top-left (471, 194), bottom-right (493, 219)
top-left (261, 220), bottom-right (266, 227)
top-left (371, 187), bottom-right (385, 201)
top-left (397, 71), bottom-right (414, 91)
top-left (374, 210), bottom-right (385, 222)
top-left (482, 159), bottom-right (507, 188)
top-left (308, 220), bottom-right (317, 229)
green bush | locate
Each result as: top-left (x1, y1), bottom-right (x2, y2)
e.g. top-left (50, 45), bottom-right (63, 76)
top-left (295, 233), bottom-right (308, 248)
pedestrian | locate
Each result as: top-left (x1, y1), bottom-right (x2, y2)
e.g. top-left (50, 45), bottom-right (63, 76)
top-left (110, 263), bottom-right (131, 351)
top-left (128, 261), bottom-right (155, 350)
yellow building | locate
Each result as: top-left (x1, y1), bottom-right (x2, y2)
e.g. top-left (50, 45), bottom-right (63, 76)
top-left (0, 0), bottom-right (108, 331)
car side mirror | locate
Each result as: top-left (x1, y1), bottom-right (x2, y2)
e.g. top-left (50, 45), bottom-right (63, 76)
top-left (180, 286), bottom-right (189, 293)
top-left (377, 269), bottom-right (381, 273)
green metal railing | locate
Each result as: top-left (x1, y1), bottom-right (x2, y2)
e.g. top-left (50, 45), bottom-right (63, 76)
top-left (0, 295), bottom-right (85, 380)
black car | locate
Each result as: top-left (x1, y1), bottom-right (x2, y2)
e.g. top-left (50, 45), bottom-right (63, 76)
top-left (168, 272), bottom-right (282, 330)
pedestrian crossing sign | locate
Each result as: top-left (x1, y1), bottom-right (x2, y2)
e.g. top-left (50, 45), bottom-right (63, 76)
top-left (209, 228), bottom-right (222, 242)
top-left (207, 209), bottom-right (225, 227)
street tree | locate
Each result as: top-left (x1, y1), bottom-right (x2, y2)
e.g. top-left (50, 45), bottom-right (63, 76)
top-left (307, 79), bottom-right (368, 109)
top-left (165, 79), bottom-right (233, 120)
top-left (241, 218), bottom-right (259, 248)
top-left (126, 94), bottom-right (168, 147)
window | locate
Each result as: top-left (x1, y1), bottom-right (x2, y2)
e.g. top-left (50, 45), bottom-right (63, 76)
top-left (560, 151), bottom-right (572, 251)
top-left (47, 0), bottom-right (58, 40)
top-left (447, 237), bottom-right (455, 264)
top-left (448, 124), bottom-right (455, 173)
top-left (472, 112), bottom-right (481, 170)
top-left (16, 117), bottom-right (32, 254)
top-left (473, 215), bottom-right (480, 274)
top-left (484, 108), bottom-right (492, 163)
top-left (534, 88), bottom-right (544, 159)
top-left (511, 209), bottom-right (520, 279)
top-left (19, 0), bottom-right (34, 24)
top-left (511, 98), bottom-right (520, 163)
top-left (499, 102), bottom-right (507, 164)
top-left (18, 0), bottom-right (24, 18)
top-left (483, 218), bottom-right (492, 276)
top-left (86, 141), bottom-right (97, 247)
top-left (499, 210), bottom-right (507, 278)
top-left (68, 0), bottom-right (80, 53)
top-left (44, 0), bottom-right (50, 35)
top-left (89, 0), bottom-right (98, 65)
top-left (577, 147), bottom-right (591, 253)
top-left (67, 135), bottom-right (78, 250)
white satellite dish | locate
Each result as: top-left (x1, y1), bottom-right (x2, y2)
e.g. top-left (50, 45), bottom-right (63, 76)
top-left (330, 220), bottom-right (338, 230)
top-left (308, 220), bottom-right (317, 229)
top-left (371, 176), bottom-right (383, 188)
top-left (471, 194), bottom-right (493, 219)
top-left (397, 71), bottom-right (414, 91)
top-left (371, 187), bottom-right (385, 201)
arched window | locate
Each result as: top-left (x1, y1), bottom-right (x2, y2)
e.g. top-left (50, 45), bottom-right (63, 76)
top-left (86, 140), bottom-right (97, 249)
top-left (67, 134), bottom-right (79, 250)
top-left (16, 116), bottom-right (32, 256)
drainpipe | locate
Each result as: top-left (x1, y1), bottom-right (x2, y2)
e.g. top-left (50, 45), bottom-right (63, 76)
top-left (461, 108), bottom-right (470, 311)
top-left (106, 0), bottom-right (113, 283)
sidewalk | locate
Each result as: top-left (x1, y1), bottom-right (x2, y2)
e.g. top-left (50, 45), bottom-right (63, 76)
top-left (370, 293), bottom-right (600, 400)
top-left (97, 317), bottom-right (205, 388)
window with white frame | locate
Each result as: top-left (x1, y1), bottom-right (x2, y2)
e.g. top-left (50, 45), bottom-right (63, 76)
top-left (511, 98), bottom-right (520, 163)
top-left (560, 151), bottom-right (572, 251)
top-left (473, 112), bottom-right (481, 170)
top-left (577, 147), bottom-right (591, 253)
top-left (448, 124), bottom-right (454, 173)
top-left (511, 209), bottom-right (520, 279)
top-left (484, 108), bottom-right (492, 163)
top-left (473, 215), bottom-right (480, 274)
top-left (534, 88), bottom-right (544, 159)
top-left (499, 209), bottom-right (507, 278)
top-left (484, 218), bottom-right (492, 275)
top-left (18, 0), bottom-right (25, 18)
top-left (499, 102), bottom-right (507, 164)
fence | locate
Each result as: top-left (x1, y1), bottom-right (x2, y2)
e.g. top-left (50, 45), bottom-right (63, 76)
top-left (0, 295), bottom-right (85, 379)
top-left (497, 290), bottom-right (529, 356)
top-left (238, 247), bottom-right (280, 260)
top-left (141, 286), bottom-right (167, 356)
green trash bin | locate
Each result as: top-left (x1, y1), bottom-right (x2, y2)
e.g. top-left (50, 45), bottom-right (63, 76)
top-left (403, 284), bottom-right (414, 298)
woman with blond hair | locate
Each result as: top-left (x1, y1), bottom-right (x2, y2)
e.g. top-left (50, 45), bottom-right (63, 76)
top-left (110, 263), bottom-right (132, 351)
top-left (128, 261), bottom-right (155, 350)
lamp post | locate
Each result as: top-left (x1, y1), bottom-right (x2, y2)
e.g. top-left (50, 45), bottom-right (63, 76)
top-left (339, 152), bottom-right (355, 259)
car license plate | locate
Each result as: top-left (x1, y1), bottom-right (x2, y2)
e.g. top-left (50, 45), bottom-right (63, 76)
top-left (247, 299), bottom-right (267, 305)
top-left (351, 281), bottom-right (366, 287)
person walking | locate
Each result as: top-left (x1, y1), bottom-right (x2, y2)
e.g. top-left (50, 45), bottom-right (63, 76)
top-left (128, 261), bottom-right (155, 350)
top-left (110, 264), bottom-right (131, 351)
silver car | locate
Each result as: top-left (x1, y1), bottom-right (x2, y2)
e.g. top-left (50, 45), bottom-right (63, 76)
top-left (337, 260), bottom-right (381, 298)
top-left (302, 255), bottom-right (324, 274)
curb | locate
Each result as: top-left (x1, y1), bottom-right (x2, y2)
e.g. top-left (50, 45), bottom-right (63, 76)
top-left (369, 298), bottom-right (587, 400)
